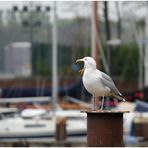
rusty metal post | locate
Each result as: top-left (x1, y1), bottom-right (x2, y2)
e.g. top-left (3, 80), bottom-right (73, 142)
top-left (55, 117), bottom-right (67, 142)
top-left (83, 110), bottom-right (128, 147)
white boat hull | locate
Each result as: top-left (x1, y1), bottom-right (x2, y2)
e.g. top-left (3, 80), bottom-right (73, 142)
top-left (0, 110), bottom-right (87, 140)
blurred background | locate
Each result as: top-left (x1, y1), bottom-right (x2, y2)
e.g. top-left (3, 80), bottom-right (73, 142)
top-left (0, 1), bottom-right (148, 147)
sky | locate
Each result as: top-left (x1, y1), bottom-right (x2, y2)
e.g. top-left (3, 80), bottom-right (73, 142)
top-left (0, 1), bottom-right (146, 23)
top-left (0, 1), bottom-right (119, 22)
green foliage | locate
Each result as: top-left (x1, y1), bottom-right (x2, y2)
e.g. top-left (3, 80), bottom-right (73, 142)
top-left (32, 43), bottom-right (51, 76)
top-left (34, 60), bottom-right (51, 76)
top-left (32, 41), bottom-right (139, 81)
top-left (32, 43), bottom-right (76, 77)
top-left (111, 42), bottom-right (139, 80)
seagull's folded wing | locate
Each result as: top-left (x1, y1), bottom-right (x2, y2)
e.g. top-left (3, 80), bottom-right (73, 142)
top-left (99, 71), bottom-right (121, 95)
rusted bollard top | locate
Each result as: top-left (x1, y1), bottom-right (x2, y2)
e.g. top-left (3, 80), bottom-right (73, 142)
top-left (81, 109), bottom-right (129, 113)
top-left (82, 109), bottom-right (129, 147)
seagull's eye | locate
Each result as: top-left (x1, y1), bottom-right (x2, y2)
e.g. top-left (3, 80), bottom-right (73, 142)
top-left (85, 58), bottom-right (87, 61)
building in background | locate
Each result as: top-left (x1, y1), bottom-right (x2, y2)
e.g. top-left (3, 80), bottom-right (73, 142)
top-left (4, 42), bottom-right (32, 77)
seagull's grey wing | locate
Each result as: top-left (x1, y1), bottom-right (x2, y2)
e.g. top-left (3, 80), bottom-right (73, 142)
top-left (100, 72), bottom-right (121, 95)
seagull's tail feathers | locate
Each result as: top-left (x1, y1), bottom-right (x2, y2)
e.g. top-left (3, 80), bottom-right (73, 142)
top-left (112, 93), bottom-right (126, 102)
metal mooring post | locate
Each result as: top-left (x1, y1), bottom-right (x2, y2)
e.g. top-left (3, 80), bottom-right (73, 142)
top-left (82, 110), bottom-right (129, 147)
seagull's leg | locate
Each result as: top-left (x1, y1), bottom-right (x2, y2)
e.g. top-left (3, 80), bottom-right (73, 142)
top-left (95, 97), bottom-right (99, 111)
top-left (100, 96), bottom-right (104, 110)
top-left (92, 95), bottom-right (96, 111)
top-left (93, 95), bottom-right (96, 110)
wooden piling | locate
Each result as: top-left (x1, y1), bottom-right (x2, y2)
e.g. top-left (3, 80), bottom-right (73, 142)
top-left (55, 116), bottom-right (67, 142)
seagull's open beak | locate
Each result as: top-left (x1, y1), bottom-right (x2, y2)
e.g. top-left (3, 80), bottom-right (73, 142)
top-left (76, 58), bottom-right (85, 75)
top-left (76, 58), bottom-right (84, 63)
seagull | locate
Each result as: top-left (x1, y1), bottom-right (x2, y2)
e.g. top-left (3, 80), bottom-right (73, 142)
top-left (76, 56), bottom-right (125, 110)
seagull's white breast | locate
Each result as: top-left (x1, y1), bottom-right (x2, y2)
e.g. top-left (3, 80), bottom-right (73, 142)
top-left (83, 69), bottom-right (110, 96)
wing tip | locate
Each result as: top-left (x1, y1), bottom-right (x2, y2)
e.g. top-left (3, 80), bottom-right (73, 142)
top-left (112, 93), bottom-right (126, 102)
top-left (119, 94), bottom-right (126, 102)
top-left (122, 98), bottom-right (126, 101)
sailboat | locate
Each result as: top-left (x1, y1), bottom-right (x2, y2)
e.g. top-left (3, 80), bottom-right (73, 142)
top-left (0, 107), bottom-right (86, 141)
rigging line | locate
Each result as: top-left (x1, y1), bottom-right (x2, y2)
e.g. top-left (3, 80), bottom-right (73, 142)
top-left (123, 8), bottom-right (144, 89)
top-left (94, 6), bottom-right (134, 92)
top-left (94, 23), bottom-right (109, 74)
top-left (112, 26), bottom-right (135, 87)
top-left (128, 10), bottom-right (144, 90)
top-left (115, 18), bottom-right (138, 88)
top-left (110, 4), bottom-right (131, 87)
top-left (93, 2), bottom-right (128, 84)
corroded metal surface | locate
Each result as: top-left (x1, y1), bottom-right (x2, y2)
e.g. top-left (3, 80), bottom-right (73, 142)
top-left (81, 109), bottom-right (129, 113)
top-left (83, 110), bottom-right (128, 147)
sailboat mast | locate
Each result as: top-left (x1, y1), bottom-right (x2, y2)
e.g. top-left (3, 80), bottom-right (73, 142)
top-left (52, 1), bottom-right (58, 110)
top-left (91, 2), bottom-right (95, 59)
top-left (91, 1), bottom-right (100, 69)
top-left (144, 2), bottom-right (148, 87)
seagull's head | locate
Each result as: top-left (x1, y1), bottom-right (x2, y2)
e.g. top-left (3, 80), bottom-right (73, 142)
top-left (76, 57), bottom-right (96, 70)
